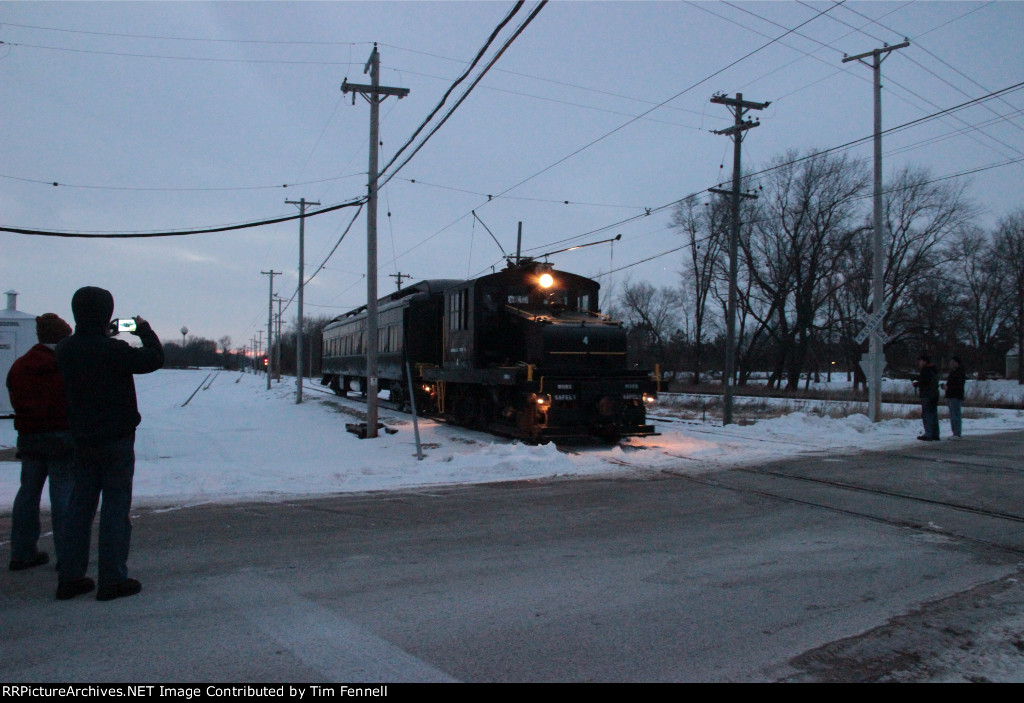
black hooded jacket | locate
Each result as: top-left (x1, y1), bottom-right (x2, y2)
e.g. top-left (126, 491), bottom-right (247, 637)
top-left (56, 287), bottom-right (164, 445)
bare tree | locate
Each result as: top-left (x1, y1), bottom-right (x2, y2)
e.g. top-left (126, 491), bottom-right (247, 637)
top-left (949, 226), bottom-right (1007, 374)
top-left (878, 166), bottom-right (976, 348)
top-left (279, 314), bottom-right (335, 377)
top-left (218, 335), bottom-right (233, 368)
top-left (746, 150), bottom-right (869, 389)
top-left (617, 280), bottom-right (683, 373)
top-left (835, 165), bottom-right (976, 373)
top-left (994, 209), bottom-right (1024, 383)
top-left (672, 195), bottom-right (725, 384)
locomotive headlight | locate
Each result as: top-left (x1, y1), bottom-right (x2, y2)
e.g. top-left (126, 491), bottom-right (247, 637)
top-left (534, 393), bottom-right (551, 407)
top-left (643, 394), bottom-right (657, 407)
top-left (538, 273), bottom-right (554, 289)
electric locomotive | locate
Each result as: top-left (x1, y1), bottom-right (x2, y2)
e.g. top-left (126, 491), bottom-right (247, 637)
top-left (320, 260), bottom-right (657, 443)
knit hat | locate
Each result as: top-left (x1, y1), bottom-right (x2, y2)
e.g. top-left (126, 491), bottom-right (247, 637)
top-left (36, 313), bottom-right (72, 344)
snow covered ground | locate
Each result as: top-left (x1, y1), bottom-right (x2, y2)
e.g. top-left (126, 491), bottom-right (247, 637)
top-left (3, 368), bottom-right (1024, 510)
top-left (4, 369), bottom-right (1024, 682)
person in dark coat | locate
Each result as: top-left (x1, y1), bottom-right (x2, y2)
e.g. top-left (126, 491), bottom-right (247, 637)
top-left (6, 313), bottom-right (74, 571)
top-left (944, 356), bottom-right (966, 439)
top-left (55, 286), bottom-right (163, 601)
top-left (913, 353), bottom-right (940, 441)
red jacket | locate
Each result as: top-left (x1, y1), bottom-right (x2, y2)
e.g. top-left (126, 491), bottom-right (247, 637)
top-left (5, 343), bottom-right (69, 435)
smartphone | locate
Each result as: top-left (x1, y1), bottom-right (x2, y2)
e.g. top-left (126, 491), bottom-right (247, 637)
top-left (110, 318), bottom-right (137, 334)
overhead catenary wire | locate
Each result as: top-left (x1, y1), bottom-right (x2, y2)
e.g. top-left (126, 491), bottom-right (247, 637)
top-left (381, 2), bottom-right (847, 274)
top-left (483, 2), bottom-right (847, 206)
top-left (515, 78), bottom-right (1024, 281)
top-left (394, 176), bottom-right (647, 210)
top-left (270, 3), bottom-right (547, 324)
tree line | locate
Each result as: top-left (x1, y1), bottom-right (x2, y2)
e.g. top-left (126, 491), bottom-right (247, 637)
top-left (162, 315), bottom-right (335, 378)
top-left (613, 149), bottom-right (1024, 389)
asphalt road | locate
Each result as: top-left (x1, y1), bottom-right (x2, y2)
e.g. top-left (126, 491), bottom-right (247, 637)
top-left (3, 430), bottom-right (1024, 682)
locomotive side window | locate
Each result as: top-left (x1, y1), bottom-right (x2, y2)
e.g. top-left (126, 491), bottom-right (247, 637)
top-left (448, 288), bottom-right (469, 331)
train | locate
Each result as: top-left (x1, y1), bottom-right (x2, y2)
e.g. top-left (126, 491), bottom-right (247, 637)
top-left (320, 259), bottom-right (658, 443)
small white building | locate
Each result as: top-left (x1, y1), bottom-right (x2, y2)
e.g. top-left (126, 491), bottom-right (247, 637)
top-left (1, 290), bottom-right (38, 416)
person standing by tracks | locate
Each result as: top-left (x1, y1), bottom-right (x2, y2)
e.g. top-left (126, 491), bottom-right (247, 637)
top-left (6, 313), bottom-right (74, 572)
top-left (913, 353), bottom-right (941, 442)
top-left (55, 287), bottom-right (163, 601)
top-left (944, 356), bottom-right (966, 440)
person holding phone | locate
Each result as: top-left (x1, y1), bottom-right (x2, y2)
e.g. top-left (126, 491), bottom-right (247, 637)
top-left (55, 286), bottom-right (163, 601)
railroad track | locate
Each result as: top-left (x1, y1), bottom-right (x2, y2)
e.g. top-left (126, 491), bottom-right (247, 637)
top-left (670, 456), bottom-right (1024, 556)
top-left (659, 389), bottom-right (1024, 411)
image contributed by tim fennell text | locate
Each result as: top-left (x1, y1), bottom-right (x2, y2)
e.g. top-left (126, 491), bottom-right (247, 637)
top-left (2, 686), bottom-right (390, 699)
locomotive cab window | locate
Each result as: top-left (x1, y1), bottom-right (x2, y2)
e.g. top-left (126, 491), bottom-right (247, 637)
top-left (447, 288), bottom-right (470, 331)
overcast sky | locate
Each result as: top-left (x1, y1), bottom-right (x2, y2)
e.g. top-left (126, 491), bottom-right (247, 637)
top-left (2, 1), bottom-right (1022, 350)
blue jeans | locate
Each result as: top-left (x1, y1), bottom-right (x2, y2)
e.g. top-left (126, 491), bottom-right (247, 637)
top-left (948, 398), bottom-right (963, 437)
top-left (922, 401), bottom-right (940, 440)
top-left (10, 433), bottom-right (74, 564)
top-left (61, 434), bottom-right (136, 588)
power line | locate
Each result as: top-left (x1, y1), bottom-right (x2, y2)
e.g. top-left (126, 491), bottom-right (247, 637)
top-left (707, 78), bottom-right (1024, 191)
top-left (832, 0), bottom-right (1024, 138)
top-left (713, 0), bottom-right (1024, 166)
top-left (393, 176), bottom-right (647, 210)
top-left (3, 41), bottom-right (363, 66)
top-left (0, 22), bottom-right (370, 46)
top-left (477, 2), bottom-right (845, 205)
top-left (375, 1), bottom-right (527, 179)
top-left (0, 197), bottom-right (365, 238)
top-left (0, 170), bottom-right (365, 193)
top-left (378, 1), bottom-right (548, 188)
top-left (384, 65), bottom-right (710, 131)
top-left (524, 80), bottom-right (1024, 279)
top-left (383, 0), bottom-right (846, 274)
top-left (596, 153), bottom-right (1024, 281)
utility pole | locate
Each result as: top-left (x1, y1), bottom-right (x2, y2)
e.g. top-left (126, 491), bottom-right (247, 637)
top-left (274, 295), bottom-right (284, 382)
top-left (342, 44), bottom-right (410, 438)
top-left (709, 92), bottom-right (769, 426)
top-left (261, 270), bottom-right (281, 390)
top-left (390, 272), bottom-right (413, 291)
top-left (843, 40), bottom-right (909, 423)
top-left (286, 198), bottom-right (320, 403)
